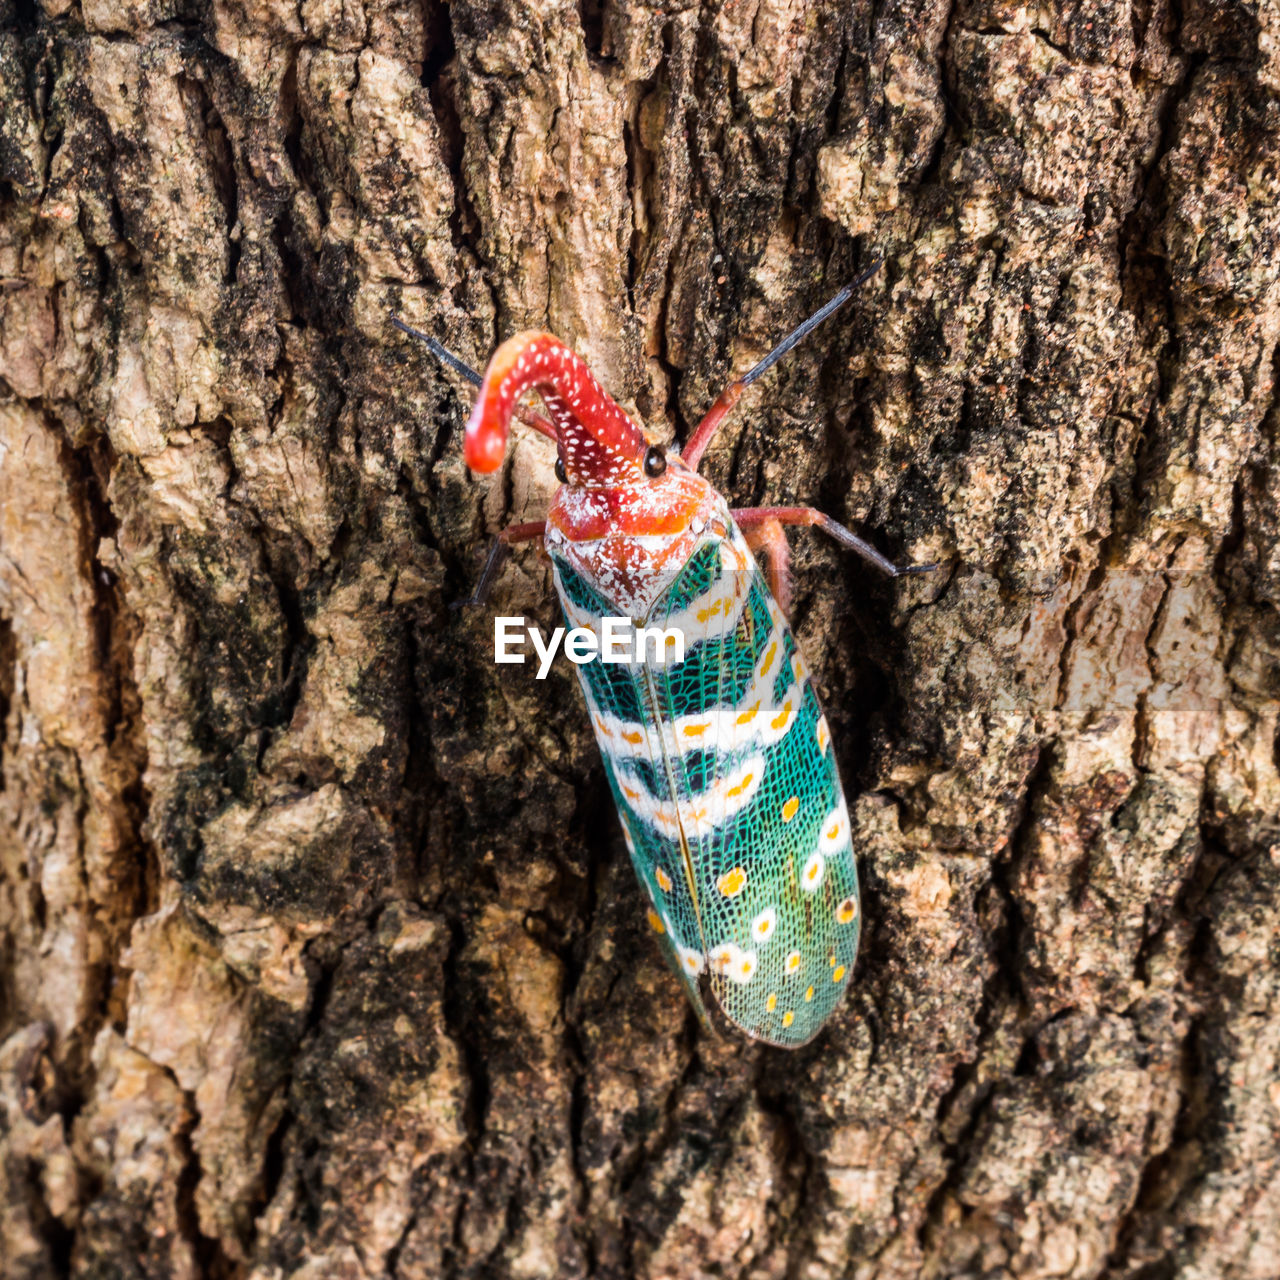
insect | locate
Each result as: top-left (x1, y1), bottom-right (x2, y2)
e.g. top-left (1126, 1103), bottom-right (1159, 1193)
top-left (393, 264), bottom-right (932, 1046)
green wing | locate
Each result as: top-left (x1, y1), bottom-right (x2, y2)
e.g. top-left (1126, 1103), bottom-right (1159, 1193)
top-left (552, 551), bottom-right (714, 1028)
top-left (552, 519), bottom-right (861, 1047)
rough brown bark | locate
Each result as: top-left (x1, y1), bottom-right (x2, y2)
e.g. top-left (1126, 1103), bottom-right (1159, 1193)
top-left (2, 0), bottom-right (1279, 1277)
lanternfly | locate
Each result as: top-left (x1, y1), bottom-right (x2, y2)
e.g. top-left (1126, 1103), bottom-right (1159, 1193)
top-left (394, 264), bottom-right (933, 1046)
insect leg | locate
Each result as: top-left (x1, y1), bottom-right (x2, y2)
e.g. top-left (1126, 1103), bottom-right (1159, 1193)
top-left (740, 516), bottom-right (794, 617)
top-left (452, 520), bottom-right (547, 609)
top-left (680, 259), bottom-right (883, 471)
top-left (391, 315), bottom-right (560, 443)
top-left (732, 506), bottom-right (936, 578)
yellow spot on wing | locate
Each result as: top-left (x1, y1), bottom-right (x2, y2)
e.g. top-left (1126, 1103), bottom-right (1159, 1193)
top-left (782, 1010), bottom-right (795, 1027)
top-left (717, 867), bottom-right (747, 897)
top-left (804, 985), bottom-right (815, 1002)
top-left (726, 773), bottom-right (755, 799)
top-left (833, 965), bottom-right (846, 982)
top-left (782, 796), bottom-right (800, 822)
top-left (656, 866), bottom-right (673, 892)
top-left (766, 993), bottom-right (777, 1012)
top-left (647, 910), bottom-right (664, 934)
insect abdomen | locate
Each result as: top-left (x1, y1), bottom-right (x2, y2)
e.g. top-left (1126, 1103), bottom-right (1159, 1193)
top-left (551, 521), bottom-right (861, 1047)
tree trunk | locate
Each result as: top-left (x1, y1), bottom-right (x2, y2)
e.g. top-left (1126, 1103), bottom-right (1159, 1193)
top-left (2, 1), bottom-right (1279, 1276)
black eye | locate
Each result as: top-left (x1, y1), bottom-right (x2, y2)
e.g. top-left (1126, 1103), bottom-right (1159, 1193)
top-left (644, 445), bottom-right (667, 477)
top-left (555, 456), bottom-right (568, 483)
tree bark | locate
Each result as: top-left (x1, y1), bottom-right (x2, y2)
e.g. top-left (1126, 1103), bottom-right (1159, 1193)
top-left (2, 1), bottom-right (1279, 1277)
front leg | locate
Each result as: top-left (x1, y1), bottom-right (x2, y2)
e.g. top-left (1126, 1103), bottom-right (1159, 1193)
top-left (732, 506), bottom-right (935, 580)
top-left (739, 516), bottom-right (794, 618)
top-left (452, 520), bottom-right (547, 609)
